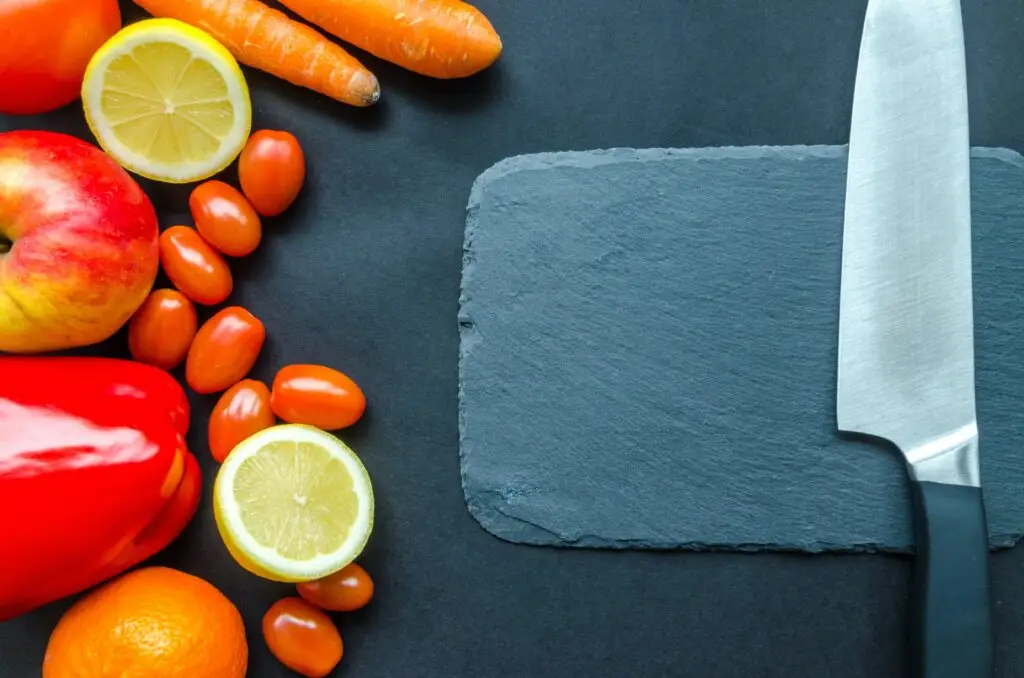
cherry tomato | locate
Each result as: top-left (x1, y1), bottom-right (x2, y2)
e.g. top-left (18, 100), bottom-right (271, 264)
top-left (297, 563), bottom-right (374, 612)
top-left (238, 130), bottom-right (306, 217)
top-left (263, 597), bottom-right (343, 678)
top-left (208, 379), bottom-right (274, 462)
top-left (159, 226), bottom-right (233, 306)
top-left (0, 0), bottom-right (121, 115)
top-left (190, 180), bottom-right (262, 257)
top-left (128, 289), bottom-right (198, 370)
top-left (186, 306), bottom-right (265, 394)
top-left (271, 364), bottom-right (366, 430)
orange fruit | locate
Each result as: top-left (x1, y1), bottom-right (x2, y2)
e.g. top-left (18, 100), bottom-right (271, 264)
top-left (42, 566), bottom-right (248, 678)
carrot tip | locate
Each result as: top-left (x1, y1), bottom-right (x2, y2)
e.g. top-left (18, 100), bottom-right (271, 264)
top-left (351, 72), bottom-right (381, 106)
top-left (365, 85), bottom-right (381, 106)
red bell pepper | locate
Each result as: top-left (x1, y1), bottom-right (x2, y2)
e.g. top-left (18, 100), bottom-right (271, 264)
top-left (0, 357), bottom-right (202, 621)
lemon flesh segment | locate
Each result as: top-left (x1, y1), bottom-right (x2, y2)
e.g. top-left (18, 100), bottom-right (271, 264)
top-left (82, 18), bottom-right (251, 184)
top-left (214, 425), bottom-right (374, 583)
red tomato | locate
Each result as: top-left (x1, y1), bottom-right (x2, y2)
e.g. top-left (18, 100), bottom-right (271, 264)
top-left (271, 364), bottom-right (366, 430)
top-left (186, 307), bottom-right (265, 394)
top-left (128, 289), bottom-right (198, 371)
top-left (0, 0), bottom-right (121, 115)
top-left (297, 563), bottom-right (374, 612)
top-left (159, 226), bottom-right (233, 306)
top-left (208, 379), bottom-right (274, 462)
top-left (238, 130), bottom-right (306, 217)
top-left (263, 597), bottom-right (343, 678)
top-left (190, 180), bottom-right (262, 257)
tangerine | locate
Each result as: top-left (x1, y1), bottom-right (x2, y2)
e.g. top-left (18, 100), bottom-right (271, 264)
top-left (42, 566), bottom-right (247, 678)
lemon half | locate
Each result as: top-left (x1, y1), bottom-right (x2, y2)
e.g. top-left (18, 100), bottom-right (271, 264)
top-left (82, 18), bottom-right (251, 184)
top-left (214, 424), bottom-right (374, 583)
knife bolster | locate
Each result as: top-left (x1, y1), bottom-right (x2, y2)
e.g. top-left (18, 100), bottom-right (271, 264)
top-left (906, 424), bottom-right (980, 487)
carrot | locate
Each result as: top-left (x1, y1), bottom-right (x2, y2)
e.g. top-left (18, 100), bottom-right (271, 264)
top-left (133, 0), bottom-right (380, 106)
top-left (277, 0), bottom-right (502, 79)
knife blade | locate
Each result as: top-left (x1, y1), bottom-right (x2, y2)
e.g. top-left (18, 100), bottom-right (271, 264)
top-left (837, 0), bottom-right (991, 676)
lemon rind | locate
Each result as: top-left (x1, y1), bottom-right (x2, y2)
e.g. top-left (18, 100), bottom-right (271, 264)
top-left (82, 18), bottom-right (252, 184)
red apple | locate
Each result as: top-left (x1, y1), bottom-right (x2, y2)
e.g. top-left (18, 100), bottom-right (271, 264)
top-left (0, 130), bottom-right (160, 353)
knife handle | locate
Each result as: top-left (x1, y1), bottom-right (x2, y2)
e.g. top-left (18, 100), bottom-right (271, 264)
top-left (910, 480), bottom-right (993, 678)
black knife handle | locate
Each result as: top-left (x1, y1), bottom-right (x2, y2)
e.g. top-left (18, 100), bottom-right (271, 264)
top-left (910, 480), bottom-right (993, 678)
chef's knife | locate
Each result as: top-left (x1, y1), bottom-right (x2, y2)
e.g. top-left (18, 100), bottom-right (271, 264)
top-left (837, 0), bottom-right (991, 676)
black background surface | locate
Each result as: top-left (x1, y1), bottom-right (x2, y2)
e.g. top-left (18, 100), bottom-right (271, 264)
top-left (2, 1), bottom-right (1024, 676)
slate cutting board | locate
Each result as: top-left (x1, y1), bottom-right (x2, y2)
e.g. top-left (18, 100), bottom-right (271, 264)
top-left (458, 145), bottom-right (1024, 553)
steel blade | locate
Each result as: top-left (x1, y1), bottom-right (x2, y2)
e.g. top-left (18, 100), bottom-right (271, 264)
top-left (837, 0), bottom-right (977, 484)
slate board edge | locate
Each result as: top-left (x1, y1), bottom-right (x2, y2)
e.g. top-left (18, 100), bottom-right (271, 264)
top-left (457, 144), bottom-right (1024, 555)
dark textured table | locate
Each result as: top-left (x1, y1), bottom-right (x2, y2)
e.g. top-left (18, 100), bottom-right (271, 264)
top-left (3, 1), bottom-right (1024, 676)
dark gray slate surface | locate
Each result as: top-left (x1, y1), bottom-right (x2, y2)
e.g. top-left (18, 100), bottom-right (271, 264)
top-left (458, 145), bottom-right (1024, 553)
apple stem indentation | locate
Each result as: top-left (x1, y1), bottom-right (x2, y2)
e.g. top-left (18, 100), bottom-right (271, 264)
top-left (0, 235), bottom-right (9, 255)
